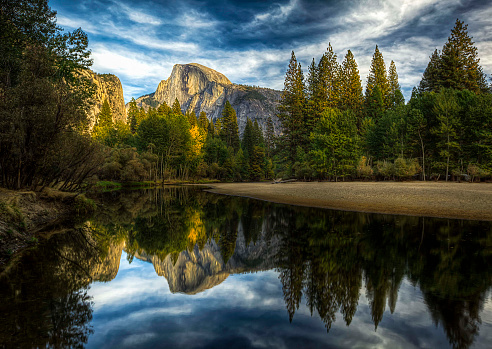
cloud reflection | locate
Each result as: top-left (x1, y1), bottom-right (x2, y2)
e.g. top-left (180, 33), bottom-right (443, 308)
top-left (85, 251), bottom-right (469, 349)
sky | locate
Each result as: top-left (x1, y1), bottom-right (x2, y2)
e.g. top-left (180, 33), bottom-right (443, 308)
top-left (50, 0), bottom-right (492, 102)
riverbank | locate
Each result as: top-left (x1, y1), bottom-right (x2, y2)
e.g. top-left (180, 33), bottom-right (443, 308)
top-left (0, 188), bottom-right (96, 266)
top-left (203, 181), bottom-right (492, 221)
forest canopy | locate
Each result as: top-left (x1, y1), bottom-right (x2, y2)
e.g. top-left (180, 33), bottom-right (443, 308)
top-left (1, 2), bottom-right (491, 191)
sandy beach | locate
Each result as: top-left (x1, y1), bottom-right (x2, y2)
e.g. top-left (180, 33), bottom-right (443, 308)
top-left (203, 181), bottom-right (492, 221)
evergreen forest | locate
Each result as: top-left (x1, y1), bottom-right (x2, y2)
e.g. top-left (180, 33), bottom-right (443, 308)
top-left (1, 0), bottom-right (491, 191)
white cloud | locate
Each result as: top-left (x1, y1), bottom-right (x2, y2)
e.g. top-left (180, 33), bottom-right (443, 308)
top-left (57, 15), bottom-right (100, 34)
top-left (253, 0), bottom-right (299, 24)
top-left (91, 44), bottom-right (170, 79)
top-left (111, 1), bottom-right (163, 26)
top-left (180, 10), bottom-right (218, 29)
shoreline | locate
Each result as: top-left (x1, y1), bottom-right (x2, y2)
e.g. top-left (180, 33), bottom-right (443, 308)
top-left (201, 181), bottom-right (492, 221)
top-left (0, 188), bottom-right (95, 268)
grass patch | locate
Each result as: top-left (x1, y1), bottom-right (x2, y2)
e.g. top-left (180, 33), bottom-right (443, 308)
top-left (74, 194), bottom-right (97, 214)
top-left (191, 179), bottom-right (221, 184)
top-left (96, 181), bottom-right (123, 189)
top-left (0, 201), bottom-right (26, 231)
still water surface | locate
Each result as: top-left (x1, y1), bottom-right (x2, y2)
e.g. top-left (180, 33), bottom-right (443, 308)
top-left (1, 187), bottom-right (491, 348)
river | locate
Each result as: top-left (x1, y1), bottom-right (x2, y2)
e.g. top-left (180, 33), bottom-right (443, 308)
top-left (1, 186), bottom-right (491, 348)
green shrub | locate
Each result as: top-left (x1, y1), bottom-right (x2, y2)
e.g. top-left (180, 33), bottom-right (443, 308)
top-left (394, 158), bottom-right (421, 179)
top-left (467, 164), bottom-right (490, 182)
top-left (74, 194), bottom-right (97, 214)
top-left (0, 201), bottom-right (26, 230)
top-left (376, 161), bottom-right (394, 178)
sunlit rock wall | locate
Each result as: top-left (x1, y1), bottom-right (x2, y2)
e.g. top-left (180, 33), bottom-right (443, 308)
top-left (130, 63), bottom-right (282, 135)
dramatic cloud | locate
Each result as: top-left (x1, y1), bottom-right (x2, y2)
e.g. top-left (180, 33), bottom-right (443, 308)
top-left (51, 0), bottom-right (492, 102)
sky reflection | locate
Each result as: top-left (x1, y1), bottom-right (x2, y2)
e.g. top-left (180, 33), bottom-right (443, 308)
top-left (86, 250), bottom-right (492, 349)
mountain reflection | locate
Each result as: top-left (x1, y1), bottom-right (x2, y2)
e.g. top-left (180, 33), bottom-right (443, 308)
top-left (1, 187), bottom-right (491, 349)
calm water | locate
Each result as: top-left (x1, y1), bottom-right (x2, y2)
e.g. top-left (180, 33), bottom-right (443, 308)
top-left (1, 187), bottom-right (491, 349)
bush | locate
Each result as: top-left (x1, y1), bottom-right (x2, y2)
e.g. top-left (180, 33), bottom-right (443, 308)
top-left (394, 158), bottom-right (421, 180)
top-left (0, 201), bottom-right (26, 230)
top-left (74, 194), bottom-right (97, 214)
top-left (376, 161), bottom-right (394, 179)
top-left (467, 164), bottom-right (490, 182)
top-left (357, 156), bottom-right (373, 179)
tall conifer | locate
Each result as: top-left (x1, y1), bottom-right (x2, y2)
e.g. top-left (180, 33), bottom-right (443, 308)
top-left (365, 45), bottom-right (390, 109)
top-left (420, 20), bottom-right (488, 93)
top-left (220, 100), bottom-right (240, 151)
top-left (388, 61), bottom-right (404, 107)
top-left (339, 50), bottom-right (363, 116)
top-left (440, 20), bottom-right (487, 92)
top-left (242, 118), bottom-right (254, 157)
top-left (198, 111), bottom-right (209, 130)
top-left (278, 51), bottom-right (306, 162)
top-left (265, 117), bottom-right (275, 158)
top-left (127, 97), bottom-right (139, 134)
top-left (318, 43), bottom-right (340, 109)
top-left (420, 50), bottom-right (442, 92)
top-left (172, 98), bottom-right (183, 116)
top-left (253, 120), bottom-right (265, 147)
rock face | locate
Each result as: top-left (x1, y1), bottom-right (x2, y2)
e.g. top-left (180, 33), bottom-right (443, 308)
top-left (130, 63), bottom-right (282, 135)
top-left (136, 227), bottom-right (279, 294)
top-left (91, 240), bottom-right (125, 282)
top-left (80, 70), bottom-right (127, 129)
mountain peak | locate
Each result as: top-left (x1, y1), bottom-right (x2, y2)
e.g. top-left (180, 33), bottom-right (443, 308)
top-left (131, 63), bottom-right (281, 135)
top-left (169, 63), bottom-right (232, 87)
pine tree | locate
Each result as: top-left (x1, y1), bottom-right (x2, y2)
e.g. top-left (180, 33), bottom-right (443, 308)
top-left (278, 51), bottom-right (306, 163)
top-left (207, 119), bottom-right (215, 137)
top-left (93, 99), bottom-right (114, 142)
top-left (365, 86), bottom-right (385, 121)
top-left (419, 49), bottom-right (442, 92)
top-left (318, 43), bottom-right (340, 109)
top-left (253, 120), bottom-right (265, 147)
top-left (220, 100), bottom-right (240, 152)
top-left (388, 61), bottom-right (404, 108)
top-left (138, 107), bottom-right (147, 123)
top-left (186, 109), bottom-right (197, 127)
top-left (242, 118), bottom-right (254, 157)
top-left (365, 45), bottom-right (390, 111)
top-left (157, 101), bottom-right (171, 116)
top-left (214, 119), bottom-right (221, 137)
top-left (249, 146), bottom-right (265, 181)
top-left (440, 19), bottom-right (488, 93)
top-left (339, 50), bottom-right (363, 117)
top-left (306, 58), bottom-right (319, 101)
top-left (172, 98), bottom-right (183, 116)
top-left (198, 111), bottom-right (209, 130)
top-left (420, 20), bottom-right (488, 93)
top-left (265, 117), bottom-right (276, 158)
top-left (432, 89), bottom-right (461, 181)
top-left (127, 97), bottom-right (139, 134)
top-left (306, 58), bottom-right (322, 135)
top-left (98, 99), bottom-right (113, 126)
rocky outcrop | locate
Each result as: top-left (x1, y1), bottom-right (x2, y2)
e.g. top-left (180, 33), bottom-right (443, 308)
top-left (130, 63), bottom-right (282, 135)
top-left (80, 70), bottom-right (127, 129)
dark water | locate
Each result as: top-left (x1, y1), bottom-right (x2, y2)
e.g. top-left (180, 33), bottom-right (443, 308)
top-left (1, 187), bottom-right (491, 349)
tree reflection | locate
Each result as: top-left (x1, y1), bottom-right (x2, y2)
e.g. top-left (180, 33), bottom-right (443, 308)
top-left (90, 188), bottom-right (492, 348)
top-left (3, 187), bottom-right (489, 348)
top-left (0, 228), bottom-right (99, 348)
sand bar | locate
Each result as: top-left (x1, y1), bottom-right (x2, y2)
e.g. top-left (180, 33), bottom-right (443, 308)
top-left (203, 181), bottom-right (492, 221)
